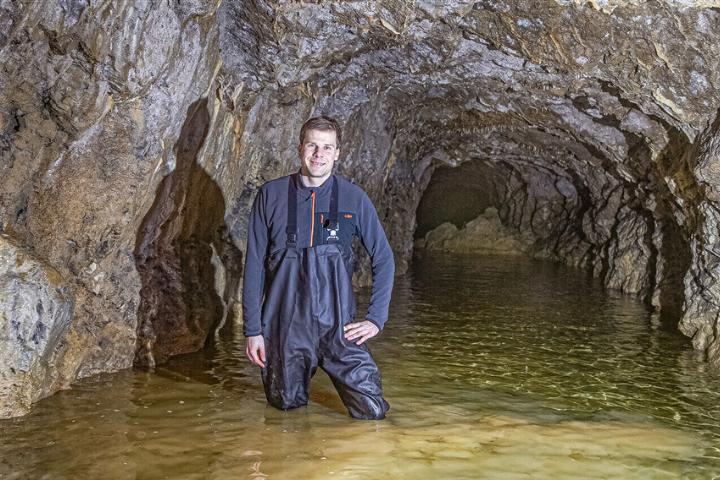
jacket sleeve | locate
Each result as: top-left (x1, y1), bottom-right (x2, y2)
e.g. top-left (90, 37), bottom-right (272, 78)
top-left (357, 191), bottom-right (395, 331)
top-left (242, 187), bottom-right (268, 337)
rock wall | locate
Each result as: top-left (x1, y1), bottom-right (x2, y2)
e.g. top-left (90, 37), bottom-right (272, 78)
top-left (0, 1), bottom-right (225, 416)
top-left (0, 234), bottom-right (73, 417)
top-left (679, 114), bottom-right (720, 366)
top-left (2, 0), bottom-right (720, 415)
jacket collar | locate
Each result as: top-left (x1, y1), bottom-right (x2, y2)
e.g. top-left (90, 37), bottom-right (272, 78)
top-left (293, 171), bottom-right (334, 195)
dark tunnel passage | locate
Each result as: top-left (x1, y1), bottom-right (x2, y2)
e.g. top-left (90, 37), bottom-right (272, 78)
top-left (415, 161), bottom-right (503, 240)
top-left (348, 92), bottom-right (698, 329)
top-left (411, 152), bottom-right (692, 328)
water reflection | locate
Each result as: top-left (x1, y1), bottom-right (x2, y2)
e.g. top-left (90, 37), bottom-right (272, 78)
top-left (2, 252), bottom-right (720, 479)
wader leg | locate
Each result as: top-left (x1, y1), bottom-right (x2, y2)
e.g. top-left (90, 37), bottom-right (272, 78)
top-left (260, 250), bottom-right (319, 411)
top-left (262, 347), bottom-right (318, 411)
top-left (319, 340), bottom-right (389, 420)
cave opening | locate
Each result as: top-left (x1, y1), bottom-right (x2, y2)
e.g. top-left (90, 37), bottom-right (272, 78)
top-left (415, 161), bottom-right (502, 241)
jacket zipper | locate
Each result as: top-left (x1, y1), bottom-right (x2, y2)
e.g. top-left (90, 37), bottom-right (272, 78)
top-left (310, 191), bottom-right (316, 246)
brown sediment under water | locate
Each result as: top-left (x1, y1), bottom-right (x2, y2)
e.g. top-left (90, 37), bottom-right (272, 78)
top-left (2, 252), bottom-right (720, 479)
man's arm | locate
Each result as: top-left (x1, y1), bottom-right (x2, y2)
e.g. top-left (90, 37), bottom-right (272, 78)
top-left (344, 190), bottom-right (395, 345)
top-left (242, 188), bottom-right (268, 366)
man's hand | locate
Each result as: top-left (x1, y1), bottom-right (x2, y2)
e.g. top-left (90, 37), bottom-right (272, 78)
top-left (343, 320), bottom-right (379, 346)
top-left (245, 335), bottom-right (266, 368)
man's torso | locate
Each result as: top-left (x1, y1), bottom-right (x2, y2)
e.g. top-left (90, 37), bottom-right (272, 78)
top-left (258, 173), bottom-right (367, 256)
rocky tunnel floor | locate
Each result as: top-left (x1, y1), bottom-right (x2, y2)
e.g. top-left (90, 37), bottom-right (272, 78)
top-left (2, 252), bottom-right (720, 479)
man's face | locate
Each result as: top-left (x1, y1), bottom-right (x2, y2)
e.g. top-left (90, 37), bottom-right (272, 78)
top-left (299, 129), bottom-right (340, 180)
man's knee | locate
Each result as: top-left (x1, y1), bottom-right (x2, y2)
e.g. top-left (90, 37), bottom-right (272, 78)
top-left (264, 383), bottom-right (310, 411)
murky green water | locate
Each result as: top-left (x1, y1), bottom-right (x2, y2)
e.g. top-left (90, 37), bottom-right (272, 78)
top-left (3, 252), bottom-right (720, 479)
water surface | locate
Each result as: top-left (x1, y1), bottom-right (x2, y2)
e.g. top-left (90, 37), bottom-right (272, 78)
top-left (2, 253), bottom-right (720, 479)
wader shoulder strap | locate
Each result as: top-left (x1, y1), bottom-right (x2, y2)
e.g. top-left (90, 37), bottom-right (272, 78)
top-left (325, 176), bottom-right (340, 244)
top-left (286, 176), bottom-right (297, 247)
top-left (329, 175), bottom-right (339, 226)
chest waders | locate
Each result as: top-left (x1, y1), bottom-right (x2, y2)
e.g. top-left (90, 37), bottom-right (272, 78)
top-left (260, 176), bottom-right (390, 420)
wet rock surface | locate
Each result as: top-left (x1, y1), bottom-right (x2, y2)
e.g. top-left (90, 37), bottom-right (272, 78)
top-left (0, 234), bottom-right (73, 417)
top-left (2, 0), bottom-right (720, 415)
top-left (418, 207), bottom-right (533, 255)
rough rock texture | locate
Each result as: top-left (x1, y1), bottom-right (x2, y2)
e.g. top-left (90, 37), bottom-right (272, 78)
top-left (0, 234), bottom-right (73, 417)
top-left (418, 207), bottom-right (533, 254)
top-left (3, 0), bottom-right (720, 415)
top-left (679, 114), bottom-right (720, 366)
top-left (0, 1), bottom-right (227, 415)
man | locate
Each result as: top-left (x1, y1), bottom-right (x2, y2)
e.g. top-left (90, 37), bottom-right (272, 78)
top-left (242, 116), bottom-right (394, 419)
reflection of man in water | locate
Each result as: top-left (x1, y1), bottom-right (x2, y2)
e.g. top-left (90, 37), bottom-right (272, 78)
top-left (242, 116), bottom-right (394, 419)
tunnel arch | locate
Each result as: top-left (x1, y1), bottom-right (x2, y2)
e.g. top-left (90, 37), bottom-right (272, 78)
top-left (215, 1), bottom-right (717, 356)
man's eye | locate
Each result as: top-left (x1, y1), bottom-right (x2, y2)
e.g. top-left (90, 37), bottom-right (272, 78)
top-left (324, 146), bottom-right (334, 151)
